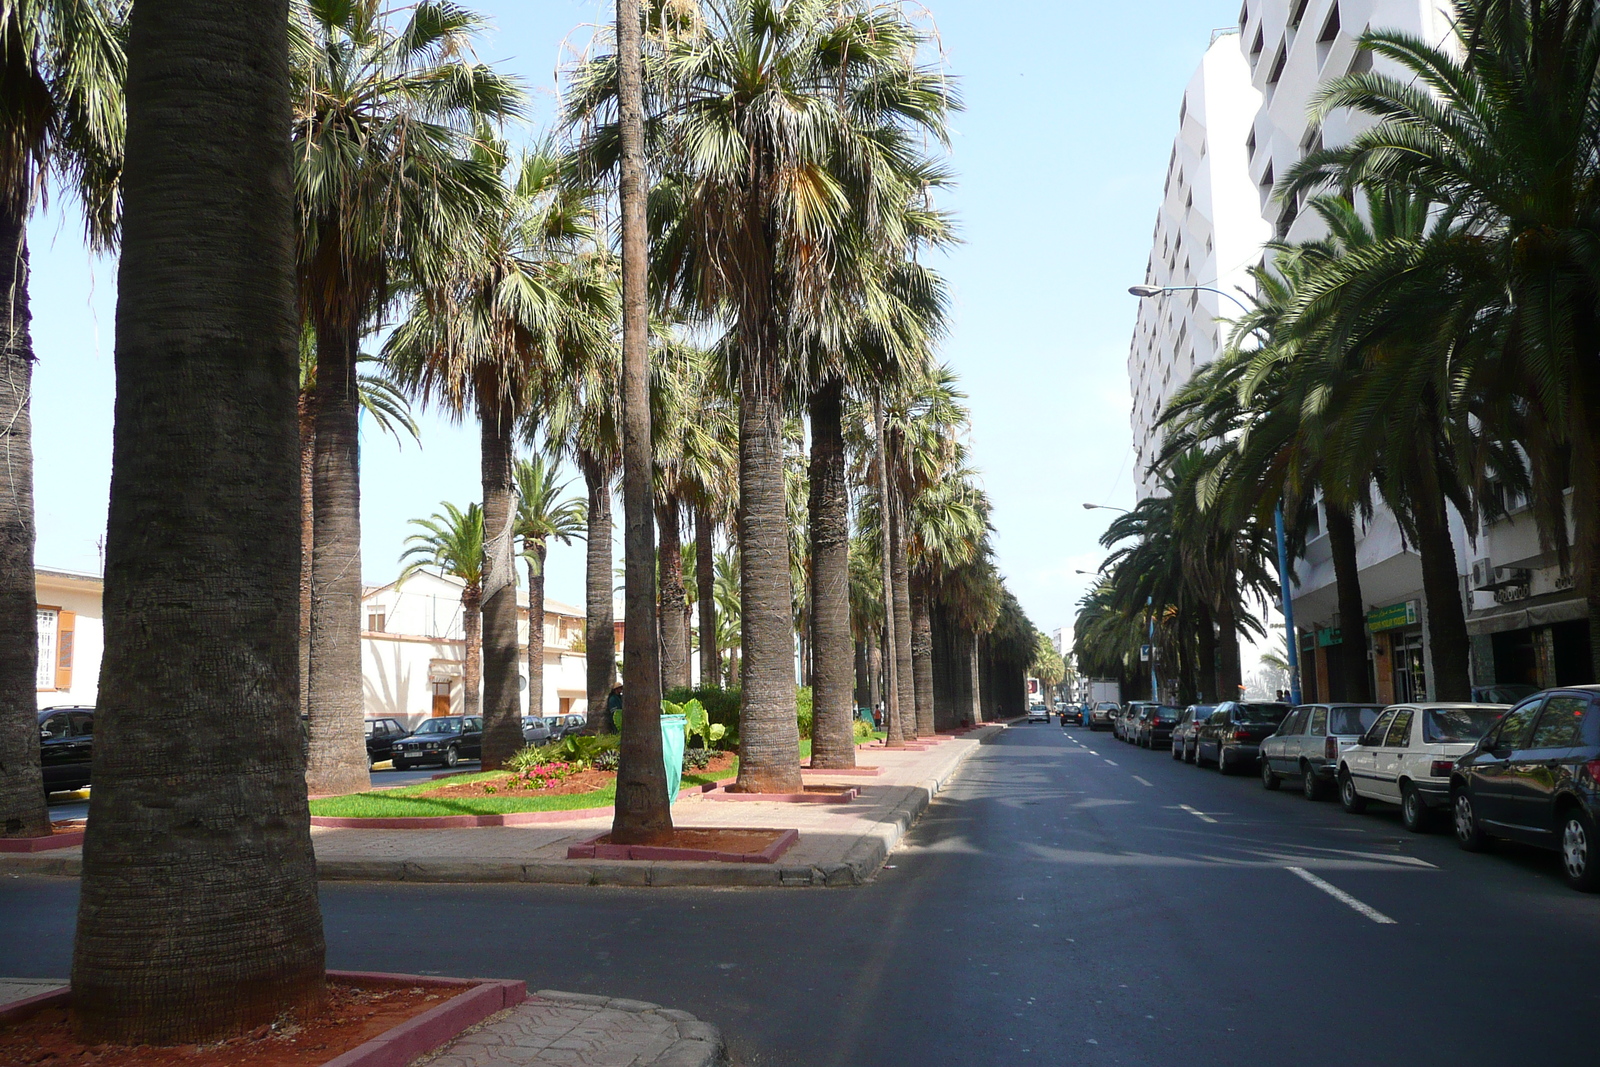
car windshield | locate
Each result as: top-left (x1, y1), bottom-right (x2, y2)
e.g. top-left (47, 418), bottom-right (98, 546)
top-left (414, 718), bottom-right (460, 734)
top-left (1329, 707), bottom-right (1379, 735)
top-left (1477, 684), bottom-right (1538, 704)
top-left (1234, 703), bottom-right (1289, 724)
top-left (1423, 708), bottom-right (1502, 744)
top-left (1158, 706), bottom-right (1181, 718)
top-left (1098, 703), bottom-right (1118, 711)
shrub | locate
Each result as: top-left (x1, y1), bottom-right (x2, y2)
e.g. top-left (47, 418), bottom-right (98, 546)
top-left (665, 686), bottom-right (741, 749)
top-left (592, 749), bottom-right (620, 771)
top-left (795, 685), bottom-right (813, 739)
top-left (508, 734), bottom-right (617, 772)
top-left (682, 747), bottom-right (712, 772)
top-left (852, 718), bottom-right (874, 744)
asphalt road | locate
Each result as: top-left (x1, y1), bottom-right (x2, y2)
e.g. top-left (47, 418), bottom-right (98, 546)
top-left (8, 724), bottom-right (1600, 1066)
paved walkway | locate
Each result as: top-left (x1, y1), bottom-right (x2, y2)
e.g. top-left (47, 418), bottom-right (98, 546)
top-left (416, 991), bottom-right (725, 1067)
top-left (1, 725), bottom-right (1004, 886)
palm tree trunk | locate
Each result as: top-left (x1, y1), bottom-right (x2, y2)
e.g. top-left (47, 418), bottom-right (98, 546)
top-left (479, 401), bottom-right (521, 768)
top-left (969, 630), bottom-right (984, 724)
top-left (874, 398), bottom-right (904, 748)
top-left (612, 0), bottom-right (671, 840)
top-left (1576, 359), bottom-right (1600, 684)
top-left (865, 629), bottom-right (880, 711)
top-left (657, 495), bottom-right (688, 690)
top-left (696, 505), bottom-right (717, 688)
top-left (0, 208), bottom-right (49, 838)
top-left (71, 0), bottom-right (325, 1036)
top-left (733, 339), bottom-right (802, 792)
top-left (462, 588), bottom-right (481, 718)
top-left (808, 378), bottom-right (854, 769)
top-left (579, 460), bottom-right (616, 731)
top-left (889, 479), bottom-right (916, 738)
top-left (305, 313), bottom-right (369, 797)
top-left (526, 548), bottom-right (546, 718)
top-left (298, 389), bottom-right (314, 724)
top-left (910, 573), bottom-right (935, 736)
top-left (1196, 601), bottom-right (1217, 703)
top-left (1216, 587), bottom-right (1242, 702)
top-left (1325, 501), bottom-right (1372, 702)
top-left (1410, 465), bottom-right (1471, 701)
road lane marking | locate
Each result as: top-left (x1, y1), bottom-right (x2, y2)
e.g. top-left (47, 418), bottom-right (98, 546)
top-left (1087, 750), bottom-right (1099, 755)
top-left (1286, 867), bottom-right (1397, 925)
top-left (1104, 759), bottom-right (1118, 766)
top-left (1179, 804), bottom-right (1218, 824)
top-left (1132, 776), bottom-right (1153, 787)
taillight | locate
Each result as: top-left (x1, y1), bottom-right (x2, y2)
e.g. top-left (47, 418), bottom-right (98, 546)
top-left (1584, 759), bottom-right (1600, 785)
top-left (1325, 737), bottom-right (1338, 760)
top-left (1233, 729), bottom-right (1251, 741)
top-left (1429, 760), bottom-right (1454, 778)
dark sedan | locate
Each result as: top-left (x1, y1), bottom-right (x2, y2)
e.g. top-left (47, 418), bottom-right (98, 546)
top-left (39, 706), bottom-right (94, 796)
top-left (364, 717), bottom-right (410, 766)
top-left (1452, 686), bottom-right (1600, 891)
top-left (1194, 701), bottom-right (1290, 774)
top-left (1172, 705), bottom-right (1215, 763)
top-left (1134, 705), bottom-right (1182, 748)
top-left (390, 716), bottom-right (483, 769)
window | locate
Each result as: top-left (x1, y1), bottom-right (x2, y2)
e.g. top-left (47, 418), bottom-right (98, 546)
top-left (1246, 128), bottom-right (1257, 160)
top-left (35, 609), bottom-right (57, 690)
top-left (1309, 707), bottom-right (1329, 735)
top-left (368, 611), bottom-right (386, 633)
top-left (1424, 708), bottom-right (1504, 745)
top-left (41, 714), bottom-right (72, 740)
top-left (1530, 696), bottom-right (1587, 749)
top-left (1266, 43), bottom-right (1287, 86)
top-left (1239, 1), bottom-right (1249, 29)
top-left (1318, 3), bottom-right (1340, 42)
top-left (1282, 707), bottom-right (1310, 735)
top-left (1289, 0), bottom-right (1311, 28)
top-left (1250, 27), bottom-right (1264, 59)
top-left (1361, 709), bottom-right (1397, 747)
top-left (1329, 706), bottom-right (1378, 735)
top-left (70, 712), bottom-right (93, 736)
top-left (1489, 698), bottom-right (1542, 749)
top-left (1276, 198), bottom-right (1298, 239)
top-left (1384, 708), bottom-right (1415, 747)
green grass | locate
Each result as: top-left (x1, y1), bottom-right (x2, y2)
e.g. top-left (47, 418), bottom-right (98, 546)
top-left (311, 759), bottom-right (740, 819)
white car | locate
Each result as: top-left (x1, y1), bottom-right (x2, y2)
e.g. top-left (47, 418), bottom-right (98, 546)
top-left (1337, 702), bottom-right (1509, 831)
top-left (1027, 704), bottom-right (1051, 723)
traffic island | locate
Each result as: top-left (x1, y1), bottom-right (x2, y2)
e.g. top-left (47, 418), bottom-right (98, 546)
top-left (0, 821), bottom-right (85, 852)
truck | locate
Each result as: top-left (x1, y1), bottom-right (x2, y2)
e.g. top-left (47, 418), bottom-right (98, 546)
top-left (1088, 679), bottom-right (1122, 706)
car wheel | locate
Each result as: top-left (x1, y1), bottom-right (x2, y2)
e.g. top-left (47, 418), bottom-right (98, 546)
top-left (1400, 783), bottom-right (1431, 833)
top-left (1452, 790), bottom-right (1490, 851)
top-left (443, 746), bottom-right (459, 768)
top-left (1171, 741), bottom-right (1183, 761)
top-left (1261, 758), bottom-right (1280, 790)
top-left (1560, 810), bottom-right (1600, 892)
top-left (1339, 770), bottom-right (1367, 814)
top-left (1302, 765), bottom-right (1325, 801)
top-left (1217, 747), bottom-right (1232, 775)
top-left (1185, 741), bottom-right (1196, 764)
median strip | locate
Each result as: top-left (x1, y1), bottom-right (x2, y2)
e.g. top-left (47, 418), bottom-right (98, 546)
top-left (1286, 866), bottom-right (1397, 925)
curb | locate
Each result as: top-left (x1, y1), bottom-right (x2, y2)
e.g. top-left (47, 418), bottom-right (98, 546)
top-left (0, 831), bottom-right (83, 853)
top-left (520, 990), bottom-right (727, 1067)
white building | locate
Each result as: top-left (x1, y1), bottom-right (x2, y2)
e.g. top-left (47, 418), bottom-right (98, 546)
top-left (34, 567), bottom-right (104, 710)
top-left (1129, 30), bottom-right (1270, 500)
top-left (360, 570), bottom-right (601, 728)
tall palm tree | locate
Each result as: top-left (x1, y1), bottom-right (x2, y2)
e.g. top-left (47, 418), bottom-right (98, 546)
top-left (71, 0), bottom-right (323, 1040)
top-left (567, 0), bottom-right (956, 792)
top-left (292, 0), bottom-right (521, 794)
top-left (515, 454), bottom-right (585, 719)
top-left (400, 502), bottom-right (486, 718)
top-left (0, 0), bottom-right (123, 839)
top-left (389, 143), bottom-right (612, 768)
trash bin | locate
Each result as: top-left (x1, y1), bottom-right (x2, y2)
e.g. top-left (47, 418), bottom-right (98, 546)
top-left (660, 713), bottom-right (686, 803)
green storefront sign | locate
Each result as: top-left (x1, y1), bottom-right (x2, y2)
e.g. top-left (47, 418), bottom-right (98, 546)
top-left (1366, 600), bottom-right (1419, 633)
top-left (1316, 628), bottom-right (1342, 647)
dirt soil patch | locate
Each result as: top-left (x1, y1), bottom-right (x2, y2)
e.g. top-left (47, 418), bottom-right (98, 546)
top-left (725, 783), bottom-right (854, 796)
top-left (51, 821), bottom-right (85, 834)
top-left (0, 980), bottom-right (452, 1067)
top-left (417, 751), bottom-right (737, 800)
top-left (590, 827), bottom-right (788, 853)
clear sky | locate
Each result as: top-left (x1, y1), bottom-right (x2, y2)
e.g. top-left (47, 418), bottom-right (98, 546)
top-left (26, 0), bottom-right (1245, 639)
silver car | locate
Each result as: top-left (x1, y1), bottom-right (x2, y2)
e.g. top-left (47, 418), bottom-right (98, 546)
top-left (1258, 703), bottom-right (1383, 799)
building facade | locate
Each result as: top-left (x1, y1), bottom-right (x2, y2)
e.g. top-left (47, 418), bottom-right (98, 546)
top-left (34, 567), bottom-right (104, 710)
top-left (1129, 30), bottom-right (1270, 500)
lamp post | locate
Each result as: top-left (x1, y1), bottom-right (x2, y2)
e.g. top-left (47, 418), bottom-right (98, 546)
top-left (1129, 282), bottom-right (1302, 705)
top-left (1082, 502), bottom-right (1129, 513)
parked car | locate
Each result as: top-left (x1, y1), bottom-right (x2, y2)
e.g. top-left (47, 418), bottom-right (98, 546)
top-left (1135, 705), bottom-right (1182, 748)
top-left (38, 706), bottom-right (94, 796)
top-left (1116, 702), bottom-right (1151, 742)
top-left (1027, 704), bottom-right (1051, 723)
top-left (390, 715), bottom-right (483, 769)
top-left (545, 716), bottom-right (567, 742)
top-left (363, 717), bottom-right (411, 766)
top-left (1471, 683), bottom-right (1540, 705)
top-left (1171, 705), bottom-right (1215, 762)
top-left (1337, 703), bottom-right (1507, 831)
top-left (1259, 703), bottom-right (1383, 799)
top-left (1450, 687), bottom-right (1600, 890)
top-left (563, 713), bottom-right (587, 734)
top-left (1089, 702), bottom-right (1119, 731)
top-left (521, 716), bottom-right (552, 745)
top-left (1194, 701), bottom-right (1290, 773)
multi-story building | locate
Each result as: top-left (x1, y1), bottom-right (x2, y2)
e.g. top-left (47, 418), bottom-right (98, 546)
top-left (1128, 30), bottom-right (1270, 500)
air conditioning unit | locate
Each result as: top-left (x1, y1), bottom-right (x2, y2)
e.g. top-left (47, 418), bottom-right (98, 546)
top-left (1470, 558), bottom-right (1495, 591)
top-left (1496, 566), bottom-right (1532, 588)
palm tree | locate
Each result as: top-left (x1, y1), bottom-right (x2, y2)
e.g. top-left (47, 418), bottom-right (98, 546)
top-left (515, 454), bottom-right (585, 719)
top-left (400, 503), bottom-right (486, 718)
top-left (1284, 0), bottom-right (1600, 677)
top-left (567, 0), bottom-right (956, 792)
top-left (0, 0), bottom-right (123, 839)
top-left (71, 0), bottom-right (324, 1040)
top-left (293, 0), bottom-right (521, 794)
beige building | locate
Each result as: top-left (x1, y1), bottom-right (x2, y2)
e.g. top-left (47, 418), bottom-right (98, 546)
top-left (34, 567), bottom-right (104, 710)
top-left (360, 570), bottom-right (598, 728)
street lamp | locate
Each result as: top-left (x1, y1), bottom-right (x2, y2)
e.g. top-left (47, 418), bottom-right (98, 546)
top-left (1128, 283), bottom-right (1302, 704)
top-left (1082, 502), bottom-right (1129, 513)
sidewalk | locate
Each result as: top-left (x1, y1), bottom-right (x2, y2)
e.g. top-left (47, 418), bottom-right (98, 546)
top-left (0, 724), bottom-right (1004, 887)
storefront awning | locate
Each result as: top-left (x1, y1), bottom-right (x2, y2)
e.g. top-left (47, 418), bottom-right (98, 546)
top-left (1465, 594), bottom-right (1587, 636)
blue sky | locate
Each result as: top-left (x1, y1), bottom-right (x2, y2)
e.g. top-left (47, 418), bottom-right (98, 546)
top-left (26, 0), bottom-right (1242, 638)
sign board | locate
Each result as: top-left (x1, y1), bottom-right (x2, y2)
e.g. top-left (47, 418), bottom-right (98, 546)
top-left (1316, 628), bottom-right (1342, 647)
top-left (1366, 600), bottom-right (1419, 633)
top-left (1139, 644), bottom-right (1151, 663)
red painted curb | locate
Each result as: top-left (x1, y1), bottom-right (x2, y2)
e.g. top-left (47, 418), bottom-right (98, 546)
top-left (801, 765), bottom-right (881, 776)
top-left (701, 785), bottom-right (859, 804)
top-left (311, 806), bottom-right (610, 829)
top-left (566, 827), bottom-right (800, 863)
top-left (0, 831), bottom-right (84, 852)
top-left (0, 971), bottom-right (525, 1067)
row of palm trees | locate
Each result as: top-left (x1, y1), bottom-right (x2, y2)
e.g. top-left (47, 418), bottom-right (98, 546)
top-left (0, 0), bottom-right (1036, 1042)
top-left (1077, 0), bottom-right (1600, 708)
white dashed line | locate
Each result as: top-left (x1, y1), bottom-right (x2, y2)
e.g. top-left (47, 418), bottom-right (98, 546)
top-left (1104, 759), bottom-right (1118, 766)
top-left (1178, 804), bottom-right (1218, 824)
top-left (1286, 867), bottom-right (1397, 925)
top-left (1087, 750), bottom-right (1099, 756)
top-left (1132, 776), bottom-right (1153, 787)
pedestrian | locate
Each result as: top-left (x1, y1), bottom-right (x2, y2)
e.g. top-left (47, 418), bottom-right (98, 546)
top-left (607, 684), bottom-right (623, 731)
